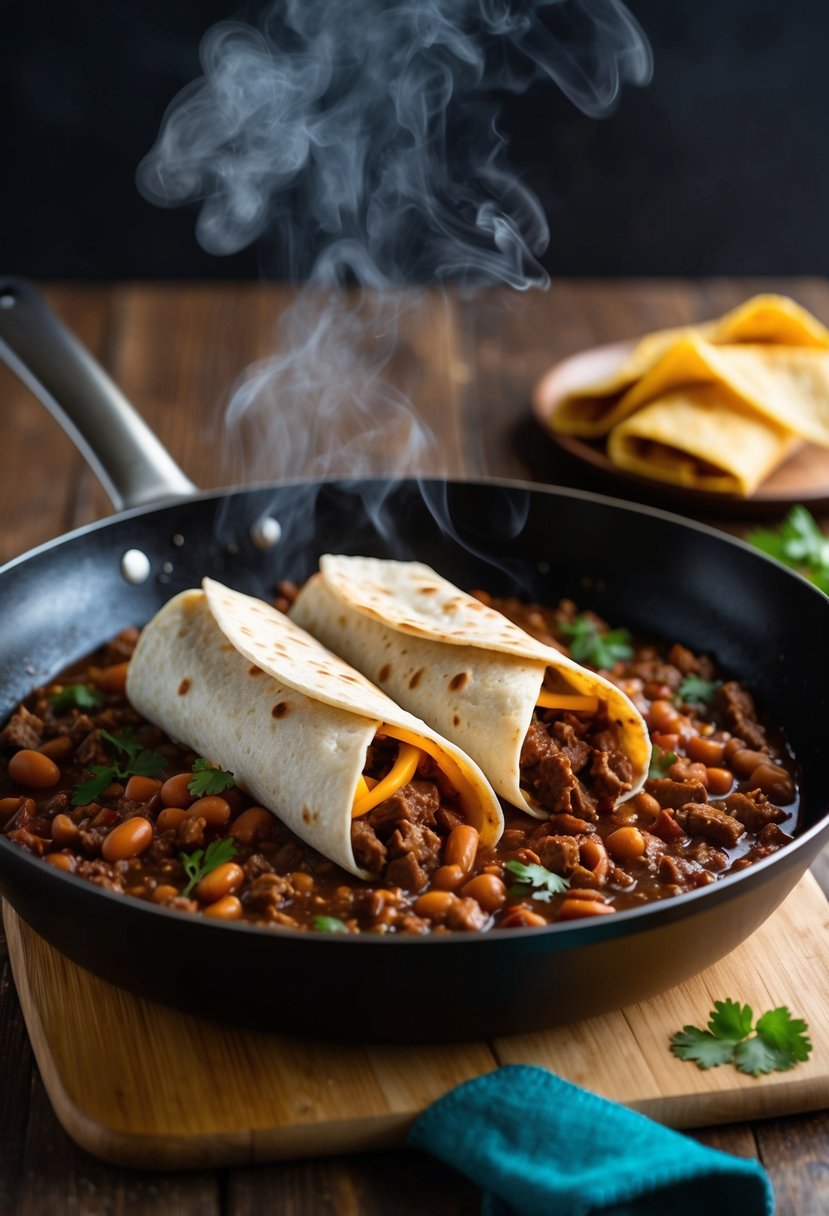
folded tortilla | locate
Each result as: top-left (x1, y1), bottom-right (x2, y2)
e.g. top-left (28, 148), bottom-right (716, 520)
top-left (539, 294), bottom-right (829, 497)
top-left (548, 295), bottom-right (829, 439)
top-left (126, 578), bottom-right (503, 879)
top-left (289, 557), bottom-right (651, 820)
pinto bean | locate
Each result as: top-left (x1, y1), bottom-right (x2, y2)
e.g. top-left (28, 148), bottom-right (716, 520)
top-left (444, 825), bottom-right (480, 874)
top-left (8, 749), bottom-right (60, 789)
top-left (460, 874), bottom-right (507, 911)
top-left (195, 862), bottom-right (244, 904)
top-left (102, 817), bottom-right (153, 862)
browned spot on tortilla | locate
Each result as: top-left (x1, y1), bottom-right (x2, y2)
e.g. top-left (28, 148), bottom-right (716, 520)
top-left (220, 642), bottom-right (234, 652)
top-left (378, 663), bottom-right (391, 682)
top-left (177, 627), bottom-right (188, 638)
top-left (249, 665), bottom-right (264, 677)
top-left (338, 615), bottom-right (347, 626)
top-left (178, 678), bottom-right (192, 696)
top-left (418, 586), bottom-right (438, 594)
top-left (449, 671), bottom-right (471, 691)
top-left (453, 714), bottom-right (460, 727)
top-left (409, 668), bottom-right (425, 689)
top-left (272, 702), bottom-right (289, 718)
top-left (302, 806), bottom-right (311, 824)
top-left (240, 626), bottom-right (254, 636)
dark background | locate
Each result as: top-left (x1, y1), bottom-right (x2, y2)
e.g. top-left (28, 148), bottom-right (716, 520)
top-left (2, 1), bottom-right (827, 280)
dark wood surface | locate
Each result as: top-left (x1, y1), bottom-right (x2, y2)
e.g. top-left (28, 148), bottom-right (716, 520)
top-left (1, 279), bottom-right (827, 1214)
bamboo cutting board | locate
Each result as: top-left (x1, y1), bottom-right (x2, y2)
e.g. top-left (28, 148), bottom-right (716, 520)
top-left (5, 873), bottom-right (829, 1170)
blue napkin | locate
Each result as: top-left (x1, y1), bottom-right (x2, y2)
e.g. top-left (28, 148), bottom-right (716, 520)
top-left (407, 1065), bottom-right (773, 1216)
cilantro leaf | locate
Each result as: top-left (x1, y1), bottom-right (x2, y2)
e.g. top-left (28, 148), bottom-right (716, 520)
top-left (648, 746), bottom-right (678, 779)
top-left (748, 506), bottom-right (829, 591)
top-left (180, 838), bottom-right (239, 899)
top-left (708, 997), bottom-right (754, 1042)
top-left (755, 1006), bottom-right (812, 1063)
top-left (312, 916), bottom-right (349, 933)
top-left (71, 731), bottom-right (166, 806)
top-left (505, 859), bottom-right (569, 902)
top-left (71, 766), bottom-right (119, 807)
top-left (50, 683), bottom-right (105, 713)
top-left (676, 674), bottom-right (722, 707)
top-left (734, 1035), bottom-right (794, 1077)
top-left (100, 728), bottom-right (142, 761)
top-left (188, 758), bottom-right (236, 798)
top-left (671, 999), bottom-right (812, 1077)
top-left (558, 615), bottom-right (634, 669)
top-left (670, 1026), bottom-right (739, 1069)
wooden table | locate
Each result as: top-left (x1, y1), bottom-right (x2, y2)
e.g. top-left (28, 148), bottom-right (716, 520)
top-left (1, 278), bottom-right (827, 1214)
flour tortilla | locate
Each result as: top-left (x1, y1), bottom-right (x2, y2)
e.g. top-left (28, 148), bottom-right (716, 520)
top-left (126, 579), bottom-right (503, 879)
top-left (289, 557), bottom-right (651, 819)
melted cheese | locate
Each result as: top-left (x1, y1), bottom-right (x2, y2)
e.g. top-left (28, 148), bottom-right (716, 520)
top-left (536, 690), bottom-right (601, 713)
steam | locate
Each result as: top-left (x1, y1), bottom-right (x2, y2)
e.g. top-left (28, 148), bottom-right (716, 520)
top-left (138, 1), bottom-right (651, 497)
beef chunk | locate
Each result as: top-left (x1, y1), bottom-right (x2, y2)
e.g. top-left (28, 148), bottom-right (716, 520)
top-left (658, 855), bottom-right (715, 891)
top-left (723, 790), bottom-right (787, 835)
top-left (716, 681), bottom-right (767, 751)
top-left (387, 820), bottom-right (442, 871)
top-left (646, 778), bottom-right (708, 810)
top-left (674, 803), bottom-right (744, 848)
top-left (667, 643), bottom-right (715, 680)
top-left (538, 813), bottom-right (594, 836)
top-left (368, 781), bottom-right (439, 833)
top-left (549, 719), bottom-right (591, 772)
top-left (75, 729), bottom-right (108, 767)
top-left (243, 873), bottom-right (294, 916)
top-left (590, 748), bottom-right (633, 807)
top-left (386, 850), bottom-right (429, 892)
top-left (351, 819), bottom-right (387, 874)
top-left (0, 705), bottom-right (45, 750)
top-left (684, 839), bottom-right (729, 871)
top-left (649, 809), bottom-right (686, 844)
top-left (444, 897), bottom-right (489, 931)
top-left (625, 658), bottom-right (683, 691)
top-left (536, 833), bottom-right (580, 875)
top-left (756, 823), bottom-right (793, 848)
top-left (521, 723), bottom-right (598, 818)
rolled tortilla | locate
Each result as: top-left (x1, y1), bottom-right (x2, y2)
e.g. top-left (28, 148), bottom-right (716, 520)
top-left (126, 578), bottom-right (503, 879)
top-left (289, 557), bottom-right (651, 819)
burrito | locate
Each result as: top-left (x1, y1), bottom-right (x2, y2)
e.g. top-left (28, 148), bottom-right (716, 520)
top-left (290, 557), bottom-right (651, 820)
top-left (126, 578), bottom-right (503, 882)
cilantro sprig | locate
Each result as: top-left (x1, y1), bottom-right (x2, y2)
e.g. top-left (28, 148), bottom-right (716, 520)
top-left (188, 758), bottom-right (236, 798)
top-left (50, 683), bottom-right (105, 713)
top-left (559, 615), bottom-right (634, 669)
top-left (180, 838), bottom-right (239, 898)
top-left (71, 728), bottom-right (166, 807)
top-left (748, 505), bottom-right (829, 595)
top-left (505, 859), bottom-right (570, 903)
top-left (648, 746), bottom-right (678, 779)
top-left (675, 674), bottom-right (722, 707)
top-left (671, 998), bottom-right (812, 1077)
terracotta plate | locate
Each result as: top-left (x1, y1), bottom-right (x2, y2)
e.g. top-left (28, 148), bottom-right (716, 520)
top-left (532, 339), bottom-right (829, 517)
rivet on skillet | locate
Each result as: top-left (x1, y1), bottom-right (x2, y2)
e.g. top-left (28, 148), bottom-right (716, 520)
top-left (120, 549), bottom-right (151, 585)
top-left (171, 534), bottom-right (185, 548)
top-left (250, 516), bottom-right (282, 550)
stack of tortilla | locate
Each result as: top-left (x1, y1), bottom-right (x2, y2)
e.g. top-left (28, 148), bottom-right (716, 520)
top-left (537, 294), bottom-right (829, 495)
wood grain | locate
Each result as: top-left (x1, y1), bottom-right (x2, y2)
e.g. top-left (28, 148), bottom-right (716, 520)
top-left (4, 874), bottom-right (828, 1171)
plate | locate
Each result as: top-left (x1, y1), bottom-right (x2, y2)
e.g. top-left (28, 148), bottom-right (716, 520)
top-left (532, 340), bottom-right (829, 517)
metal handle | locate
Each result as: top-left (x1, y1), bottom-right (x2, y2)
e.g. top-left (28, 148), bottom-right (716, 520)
top-left (0, 277), bottom-right (196, 511)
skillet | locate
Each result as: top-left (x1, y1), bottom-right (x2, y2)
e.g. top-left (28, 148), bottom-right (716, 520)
top-left (0, 277), bottom-right (827, 1044)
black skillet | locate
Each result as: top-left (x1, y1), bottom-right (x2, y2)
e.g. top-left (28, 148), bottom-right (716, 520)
top-left (0, 277), bottom-right (827, 1044)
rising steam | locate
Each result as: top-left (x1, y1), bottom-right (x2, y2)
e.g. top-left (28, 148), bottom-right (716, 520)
top-left (138, 0), bottom-right (650, 489)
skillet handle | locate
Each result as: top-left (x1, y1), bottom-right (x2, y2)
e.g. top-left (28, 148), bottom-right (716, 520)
top-left (0, 277), bottom-right (196, 511)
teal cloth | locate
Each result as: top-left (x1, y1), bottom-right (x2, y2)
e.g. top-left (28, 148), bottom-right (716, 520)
top-left (407, 1065), bottom-right (773, 1216)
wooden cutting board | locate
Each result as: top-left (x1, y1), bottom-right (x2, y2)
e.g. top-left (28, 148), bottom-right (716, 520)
top-left (5, 873), bottom-right (829, 1170)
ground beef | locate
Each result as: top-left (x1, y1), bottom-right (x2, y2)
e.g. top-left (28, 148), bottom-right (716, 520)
top-left (625, 657), bottom-right (683, 691)
top-left (75, 730), bottom-right (107, 767)
top-left (351, 820), bottom-right (387, 874)
top-left (243, 873), bottom-right (294, 916)
top-left (716, 681), bottom-right (767, 751)
top-left (0, 705), bottom-right (44, 751)
top-left (674, 803), bottom-right (745, 848)
top-left (667, 643), bottom-right (715, 679)
top-left (723, 790), bottom-right (787, 834)
top-left (549, 719), bottom-right (591, 771)
top-left (646, 778), bottom-right (708, 809)
top-left (538, 813), bottom-right (594, 836)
